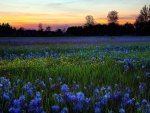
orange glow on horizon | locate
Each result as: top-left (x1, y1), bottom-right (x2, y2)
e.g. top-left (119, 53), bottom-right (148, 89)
top-left (96, 19), bottom-right (135, 25)
top-left (0, 12), bottom-right (137, 30)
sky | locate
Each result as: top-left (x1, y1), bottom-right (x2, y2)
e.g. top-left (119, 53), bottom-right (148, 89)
top-left (0, 0), bottom-right (149, 30)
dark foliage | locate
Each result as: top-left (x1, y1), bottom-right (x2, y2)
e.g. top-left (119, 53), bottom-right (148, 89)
top-left (107, 11), bottom-right (119, 24)
top-left (0, 21), bottom-right (150, 37)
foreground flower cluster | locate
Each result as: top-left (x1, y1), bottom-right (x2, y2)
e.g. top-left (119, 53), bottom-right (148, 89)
top-left (0, 77), bottom-right (150, 113)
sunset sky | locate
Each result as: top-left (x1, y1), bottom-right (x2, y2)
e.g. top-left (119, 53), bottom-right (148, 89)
top-left (0, 0), bottom-right (149, 30)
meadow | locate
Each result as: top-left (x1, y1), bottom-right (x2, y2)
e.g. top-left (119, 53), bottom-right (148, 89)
top-left (0, 41), bottom-right (150, 113)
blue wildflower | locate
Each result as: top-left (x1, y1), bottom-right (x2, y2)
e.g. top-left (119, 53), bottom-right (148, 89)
top-left (142, 99), bottom-right (148, 105)
top-left (19, 95), bottom-right (25, 102)
top-left (94, 88), bottom-right (99, 95)
top-left (27, 89), bottom-right (33, 96)
top-left (17, 79), bottom-right (21, 84)
top-left (125, 87), bottom-right (131, 93)
top-left (68, 94), bottom-right (77, 102)
top-left (104, 92), bottom-right (111, 100)
top-left (95, 101), bottom-right (101, 108)
top-left (144, 72), bottom-right (150, 78)
top-left (23, 82), bottom-right (32, 90)
top-left (41, 81), bottom-right (46, 87)
top-left (73, 102), bottom-right (83, 112)
top-left (55, 94), bottom-right (64, 103)
top-left (107, 86), bottom-right (112, 91)
top-left (76, 84), bottom-right (80, 89)
top-left (52, 105), bottom-right (60, 113)
top-left (139, 82), bottom-right (146, 94)
top-left (61, 84), bottom-right (69, 92)
top-left (92, 56), bottom-right (96, 61)
top-left (35, 106), bottom-right (43, 113)
top-left (145, 104), bottom-right (150, 113)
top-left (13, 99), bottom-right (21, 108)
top-left (95, 107), bottom-right (101, 113)
top-left (124, 65), bottom-right (129, 71)
top-left (135, 102), bottom-right (140, 108)
top-left (35, 79), bottom-right (40, 84)
top-left (29, 92), bottom-right (42, 112)
top-left (126, 99), bottom-right (133, 105)
top-left (122, 93), bottom-right (130, 106)
top-left (119, 108), bottom-right (125, 113)
top-left (0, 77), bottom-right (11, 91)
top-left (100, 98), bottom-right (107, 106)
top-left (3, 93), bottom-right (10, 101)
top-left (9, 107), bottom-right (20, 113)
top-left (76, 91), bottom-right (85, 101)
top-left (113, 91), bottom-right (122, 100)
top-left (60, 107), bottom-right (68, 113)
top-left (51, 84), bottom-right (56, 89)
top-left (109, 110), bottom-right (113, 113)
top-left (49, 77), bottom-right (52, 82)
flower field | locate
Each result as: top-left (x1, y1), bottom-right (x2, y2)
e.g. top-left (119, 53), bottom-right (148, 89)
top-left (0, 44), bottom-right (150, 113)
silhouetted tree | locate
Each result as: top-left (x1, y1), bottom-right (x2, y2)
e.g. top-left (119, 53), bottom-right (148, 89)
top-left (136, 15), bottom-right (145, 23)
top-left (136, 5), bottom-right (150, 23)
top-left (135, 5), bottom-right (150, 35)
top-left (67, 26), bottom-right (83, 36)
top-left (107, 11), bottom-right (119, 24)
top-left (122, 23), bottom-right (135, 35)
top-left (55, 29), bottom-right (63, 36)
top-left (0, 23), bottom-right (16, 36)
top-left (38, 23), bottom-right (43, 31)
top-left (45, 26), bottom-right (51, 32)
top-left (85, 15), bottom-right (95, 26)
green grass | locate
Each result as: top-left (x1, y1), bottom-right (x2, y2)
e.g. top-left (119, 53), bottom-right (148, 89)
top-left (0, 44), bottom-right (149, 86)
top-left (0, 43), bottom-right (150, 112)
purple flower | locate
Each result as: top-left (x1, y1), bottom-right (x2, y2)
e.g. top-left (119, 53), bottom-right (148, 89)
top-left (3, 93), bottom-right (10, 101)
top-left (73, 102), bottom-right (83, 112)
top-left (49, 77), bottom-right (52, 82)
top-left (95, 101), bottom-right (101, 108)
top-left (121, 93), bottom-right (130, 106)
top-left (92, 56), bottom-right (96, 61)
top-left (27, 89), bottom-right (33, 96)
top-left (13, 99), bottom-right (21, 108)
top-left (41, 81), bottom-right (46, 87)
top-left (94, 88), bottom-right (99, 95)
top-left (19, 95), bottom-right (25, 102)
top-left (124, 65), bottom-right (129, 71)
top-left (95, 107), bottom-right (101, 113)
top-left (119, 108), bottom-right (125, 113)
top-left (135, 102), bottom-right (140, 108)
top-left (17, 79), bottom-right (21, 84)
top-left (145, 104), bottom-right (150, 113)
top-left (60, 107), bottom-right (68, 113)
top-left (52, 105), bottom-right (60, 113)
top-left (126, 99), bottom-right (133, 105)
top-left (68, 94), bottom-right (77, 102)
top-left (76, 92), bottom-right (85, 101)
top-left (51, 84), bottom-right (56, 89)
top-left (104, 93), bottom-right (111, 100)
top-left (113, 91), bottom-right (122, 100)
top-left (55, 94), bottom-right (64, 103)
top-left (23, 82), bottom-right (32, 90)
top-left (9, 107), bottom-right (20, 113)
top-left (61, 84), bottom-right (69, 92)
top-left (142, 99), bottom-right (148, 105)
top-left (144, 72), bottom-right (150, 78)
top-left (125, 87), bottom-right (131, 93)
top-left (139, 82), bottom-right (146, 94)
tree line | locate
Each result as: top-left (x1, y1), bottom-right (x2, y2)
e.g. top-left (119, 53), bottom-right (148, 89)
top-left (0, 5), bottom-right (150, 37)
